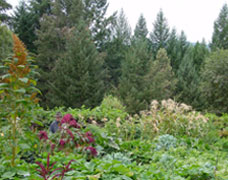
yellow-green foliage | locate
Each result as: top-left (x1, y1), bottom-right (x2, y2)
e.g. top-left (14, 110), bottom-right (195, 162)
top-left (0, 23), bottom-right (13, 60)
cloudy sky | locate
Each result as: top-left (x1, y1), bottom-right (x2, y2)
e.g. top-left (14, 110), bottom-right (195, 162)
top-left (7, 0), bottom-right (228, 43)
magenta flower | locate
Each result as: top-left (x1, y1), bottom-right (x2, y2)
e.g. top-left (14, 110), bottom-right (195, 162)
top-left (85, 146), bottom-right (97, 156)
top-left (51, 143), bottom-right (56, 152)
top-left (59, 139), bottom-right (66, 147)
top-left (86, 131), bottom-right (93, 137)
top-left (61, 114), bottom-right (73, 124)
top-left (69, 120), bottom-right (81, 128)
top-left (38, 131), bottom-right (48, 141)
top-left (67, 129), bottom-right (74, 139)
top-left (87, 136), bottom-right (95, 143)
top-left (85, 131), bottom-right (95, 143)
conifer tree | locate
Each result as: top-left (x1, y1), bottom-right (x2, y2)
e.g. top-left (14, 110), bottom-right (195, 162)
top-left (176, 47), bottom-right (202, 108)
top-left (48, 22), bottom-right (106, 108)
top-left (150, 9), bottom-right (170, 56)
top-left (36, 0), bottom-right (83, 107)
top-left (0, 0), bottom-right (12, 23)
top-left (118, 40), bottom-right (152, 113)
top-left (201, 49), bottom-right (228, 114)
top-left (105, 9), bottom-right (131, 88)
top-left (173, 31), bottom-right (189, 73)
top-left (175, 41), bottom-right (209, 109)
top-left (211, 3), bottom-right (228, 50)
top-left (133, 14), bottom-right (148, 41)
top-left (167, 28), bottom-right (178, 69)
top-left (145, 48), bottom-right (176, 102)
top-left (192, 40), bottom-right (209, 72)
top-left (12, 0), bottom-right (51, 53)
top-left (83, 0), bottom-right (116, 50)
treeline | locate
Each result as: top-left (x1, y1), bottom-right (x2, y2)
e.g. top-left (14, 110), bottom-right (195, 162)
top-left (0, 0), bottom-right (228, 114)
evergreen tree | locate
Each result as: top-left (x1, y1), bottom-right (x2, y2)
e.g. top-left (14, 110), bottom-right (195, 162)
top-left (173, 31), bottom-right (190, 73)
top-left (176, 47), bottom-right (202, 108)
top-left (104, 9), bottom-right (131, 88)
top-left (36, 0), bottom-right (84, 107)
top-left (0, 23), bottom-right (12, 60)
top-left (201, 49), bottom-right (228, 114)
top-left (118, 40), bottom-right (152, 113)
top-left (83, 0), bottom-right (116, 50)
top-left (210, 3), bottom-right (228, 50)
top-left (150, 9), bottom-right (170, 56)
top-left (133, 14), bottom-right (148, 41)
top-left (145, 48), bottom-right (176, 102)
top-left (48, 22), bottom-right (106, 108)
top-left (0, 0), bottom-right (12, 23)
top-left (192, 40), bottom-right (209, 72)
top-left (12, 0), bottom-right (51, 53)
top-left (167, 28), bottom-right (178, 69)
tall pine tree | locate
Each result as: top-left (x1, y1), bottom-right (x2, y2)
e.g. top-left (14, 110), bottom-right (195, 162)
top-left (48, 22), bottom-right (106, 108)
top-left (211, 3), bottom-right (228, 50)
top-left (145, 48), bottom-right (176, 102)
top-left (0, 0), bottom-right (12, 23)
top-left (133, 14), bottom-right (148, 41)
top-left (150, 9), bottom-right (170, 56)
top-left (118, 40), bottom-right (152, 113)
top-left (104, 9), bottom-right (131, 88)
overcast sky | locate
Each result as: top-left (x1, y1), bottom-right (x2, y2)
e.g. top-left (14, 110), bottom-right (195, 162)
top-left (7, 0), bottom-right (228, 43)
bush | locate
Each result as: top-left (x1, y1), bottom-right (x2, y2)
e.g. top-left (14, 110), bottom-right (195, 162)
top-left (139, 99), bottom-right (209, 138)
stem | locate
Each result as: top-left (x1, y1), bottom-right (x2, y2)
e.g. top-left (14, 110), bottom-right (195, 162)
top-left (11, 113), bottom-right (17, 167)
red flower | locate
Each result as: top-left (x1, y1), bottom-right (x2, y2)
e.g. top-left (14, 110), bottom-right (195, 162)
top-left (38, 131), bottom-right (48, 141)
top-left (69, 120), bottom-right (81, 128)
top-left (67, 129), bottom-right (74, 139)
top-left (85, 131), bottom-right (95, 143)
top-left (51, 143), bottom-right (56, 152)
top-left (61, 114), bottom-right (73, 124)
top-left (86, 131), bottom-right (93, 137)
top-left (85, 146), bottom-right (97, 156)
top-left (59, 139), bottom-right (66, 147)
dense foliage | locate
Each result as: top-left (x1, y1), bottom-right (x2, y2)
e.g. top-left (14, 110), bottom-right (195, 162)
top-left (0, 0), bottom-right (228, 179)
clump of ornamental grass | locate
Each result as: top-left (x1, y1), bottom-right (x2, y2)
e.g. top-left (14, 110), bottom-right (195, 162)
top-left (139, 99), bottom-right (209, 138)
top-left (38, 114), bottom-right (97, 157)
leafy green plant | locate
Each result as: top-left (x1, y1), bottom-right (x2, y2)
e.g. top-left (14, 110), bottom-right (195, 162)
top-left (0, 34), bottom-right (39, 166)
top-left (155, 134), bottom-right (177, 150)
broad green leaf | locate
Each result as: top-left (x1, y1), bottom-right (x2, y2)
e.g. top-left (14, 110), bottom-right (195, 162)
top-left (14, 88), bottom-right (26, 93)
top-left (32, 120), bottom-right (44, 127)
top-left (2, 171), bottom-right (16, 178)
top-left (17, 65), bottom-right (25, 68)
top-left (19, 143), bottom-right (30, 150)
top-left (0, 83), bottom-right (8, 88)
top-left (19, 78), bottom-right (29, 83)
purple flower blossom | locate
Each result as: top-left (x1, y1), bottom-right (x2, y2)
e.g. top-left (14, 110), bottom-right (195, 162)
top-left (39, 131), bottom-right (48, 141)
top-left (85, 146), bottom-right (97, 156)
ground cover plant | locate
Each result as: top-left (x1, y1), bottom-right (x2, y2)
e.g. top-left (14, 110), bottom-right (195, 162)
top-left (0, 92), bottom-right (228, 179)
